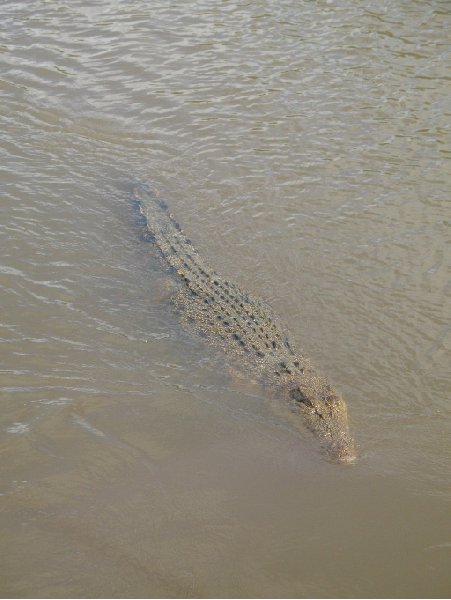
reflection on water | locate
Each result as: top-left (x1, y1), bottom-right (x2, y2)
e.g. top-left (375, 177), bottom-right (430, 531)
top-left (1, 0), bottom-right (450, 597)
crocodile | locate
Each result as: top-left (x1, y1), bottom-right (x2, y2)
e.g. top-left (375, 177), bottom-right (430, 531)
top-left (133, 184), bottom-right (356, 463)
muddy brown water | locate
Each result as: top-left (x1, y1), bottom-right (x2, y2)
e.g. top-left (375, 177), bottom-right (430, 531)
top-left (1, 1), bottom-right (450, 597)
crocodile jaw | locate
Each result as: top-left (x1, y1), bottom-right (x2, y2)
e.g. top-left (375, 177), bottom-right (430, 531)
top-left (326, 434), bottom-right (356, 464)
top-left (289, 384), bottom-right (356, 463)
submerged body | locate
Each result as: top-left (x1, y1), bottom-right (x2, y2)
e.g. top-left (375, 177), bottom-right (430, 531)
top-left (134, 185), bottom-right (355, 463)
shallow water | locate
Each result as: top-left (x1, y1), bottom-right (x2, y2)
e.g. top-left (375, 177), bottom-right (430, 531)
top-left (1, 1), bottom-right (450, 597)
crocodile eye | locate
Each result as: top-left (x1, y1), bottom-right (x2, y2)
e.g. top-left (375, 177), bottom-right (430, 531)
top-left (290, 388), bottom-right (313, 408)
top-left (324, 392), bottom-right (338, 407)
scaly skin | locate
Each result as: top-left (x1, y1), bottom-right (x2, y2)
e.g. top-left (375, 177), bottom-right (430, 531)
top-left (133, 185), bottom-right (356, 463)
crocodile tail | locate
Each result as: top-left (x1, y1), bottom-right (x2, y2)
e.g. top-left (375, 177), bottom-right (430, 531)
top-left (132, 183), bottom-right (168, 212)
top-left (132, 184), bottom-right (196, 267)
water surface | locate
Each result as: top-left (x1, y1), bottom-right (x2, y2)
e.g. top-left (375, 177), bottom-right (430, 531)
top-left (1, 1), bottom-right (450, 597)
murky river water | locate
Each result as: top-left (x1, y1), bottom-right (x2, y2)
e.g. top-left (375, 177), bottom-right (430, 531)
top-left (1, 1), bottom-right (450, 597)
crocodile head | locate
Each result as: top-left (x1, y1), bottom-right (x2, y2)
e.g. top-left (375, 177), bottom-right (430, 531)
top-left (289, 381), bottom-right (356, 463)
